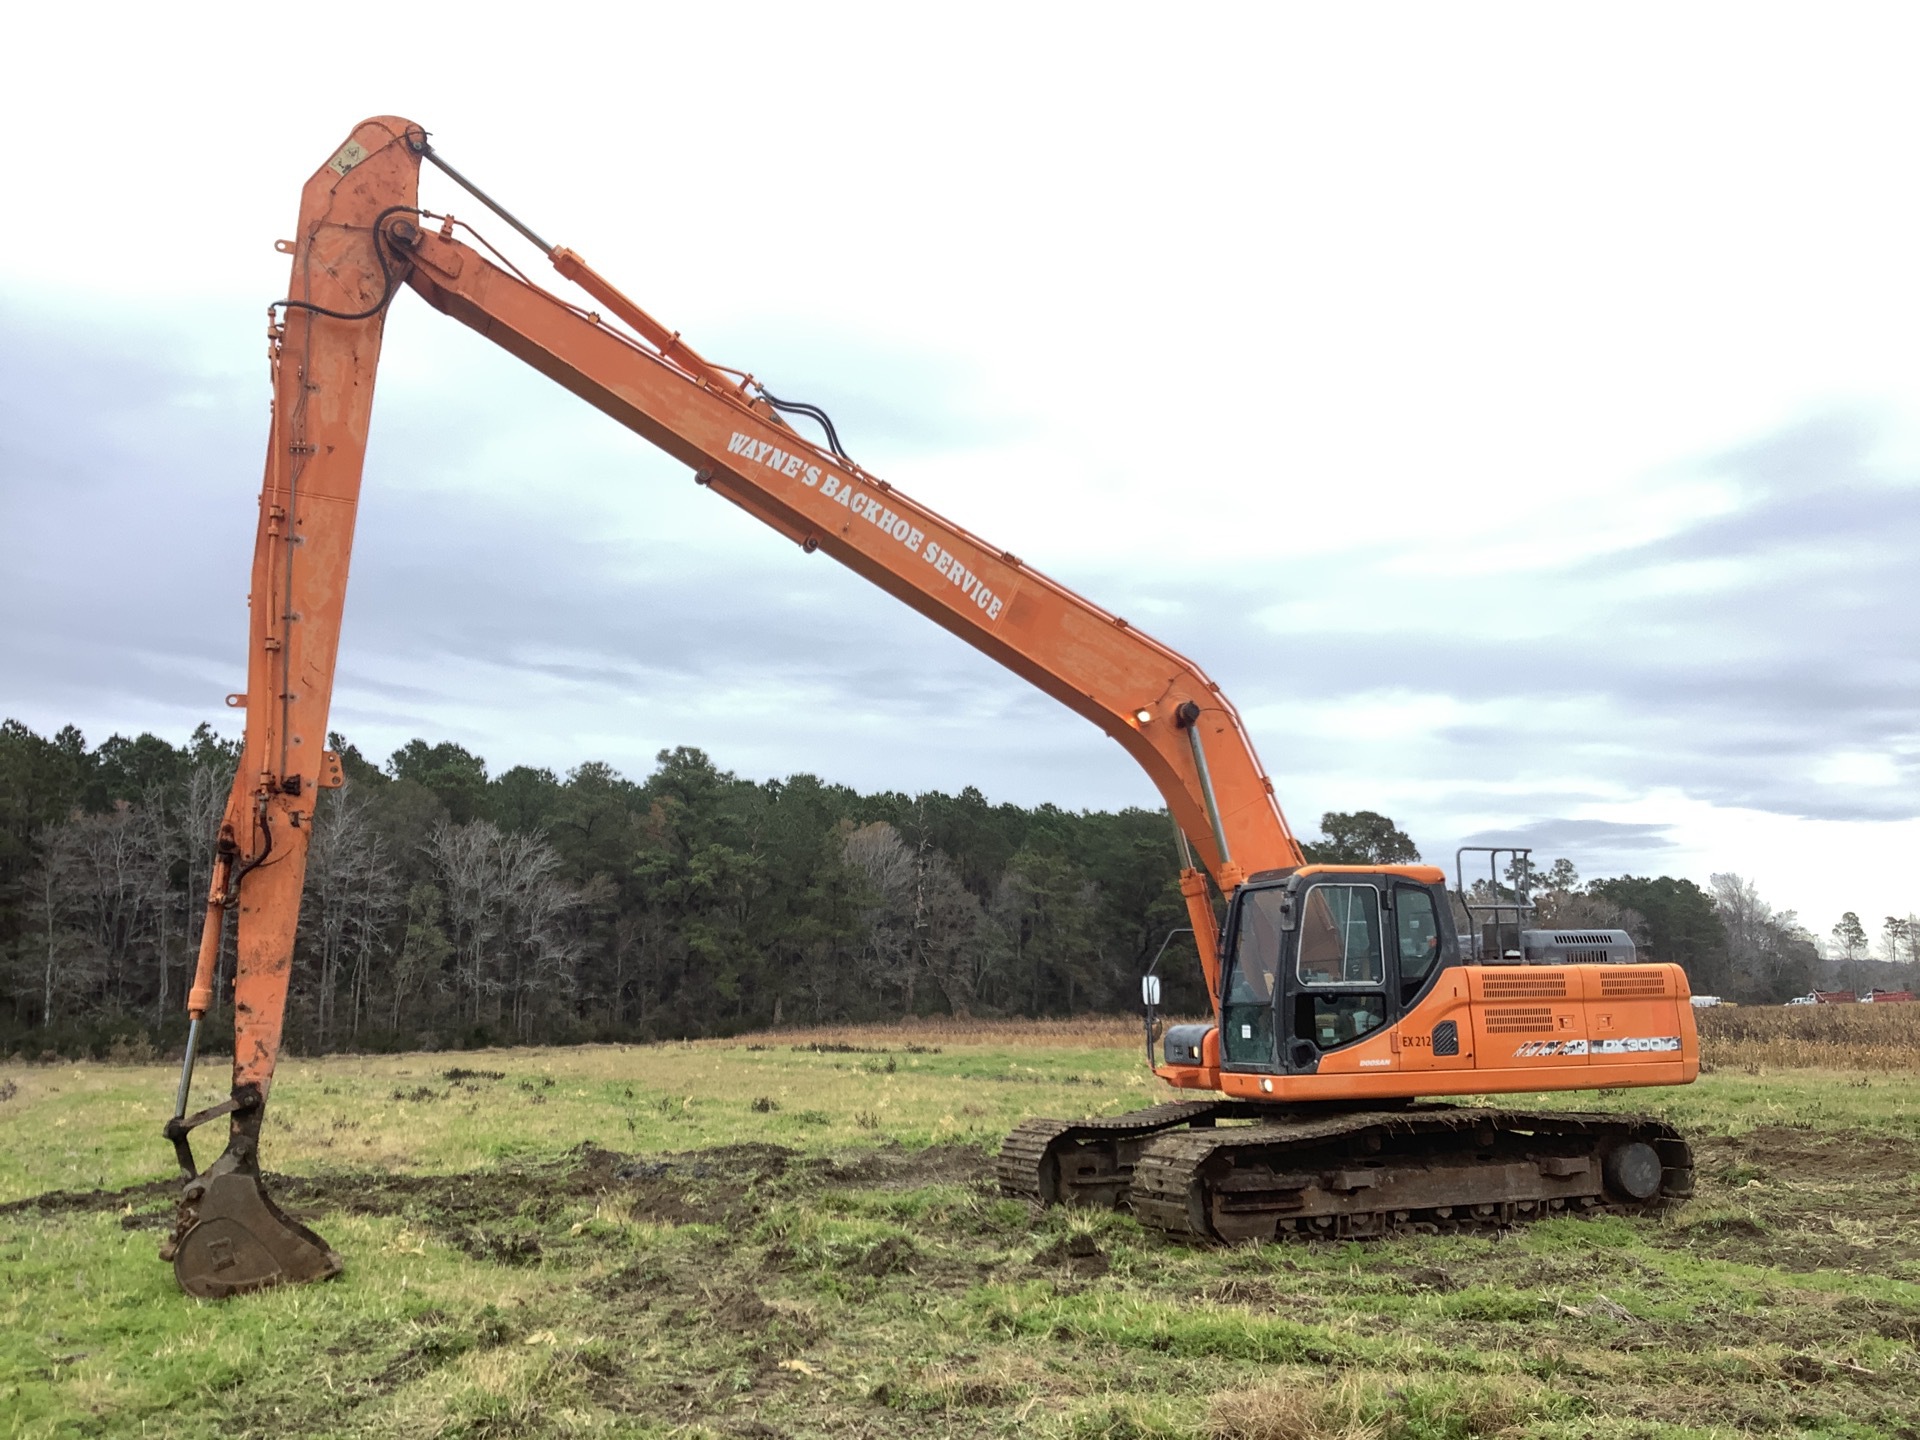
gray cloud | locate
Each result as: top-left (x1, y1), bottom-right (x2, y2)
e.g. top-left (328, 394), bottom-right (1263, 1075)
top-left (4, 295), bottom-right (1914, 905)
top-left (1047, 418), bottom-right (1919, 827)
top-left (1457, 818), bottom-right (1679, 862)
top-left (0, 298), bottom-right (1101, 800)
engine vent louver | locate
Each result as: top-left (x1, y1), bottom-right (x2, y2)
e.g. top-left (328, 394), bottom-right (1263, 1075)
top-left (1600, 974), bottom-right (1669, 998)
top-left (1482, 974), bottom-right (1568, 1000)
top-left (1482, 1006), bottom-right (1557, 1034)
top-left (1518, 929), bottom-right (1636, 965)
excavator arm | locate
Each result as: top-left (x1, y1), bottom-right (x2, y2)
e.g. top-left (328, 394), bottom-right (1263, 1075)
top-left (161, 116), bottom-right (1304, 1295)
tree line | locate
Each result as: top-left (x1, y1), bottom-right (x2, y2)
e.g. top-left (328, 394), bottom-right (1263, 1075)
top-left (1, 720), bottom-right (1911, 1057)
top-left (0, 719), bottom-right (1220, 1055)
top-left (1478, 858), bottom-right (1916, 1003)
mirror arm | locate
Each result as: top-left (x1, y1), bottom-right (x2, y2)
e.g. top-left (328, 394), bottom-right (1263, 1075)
top-left (1143, 927), bottom-right (1194, 1068)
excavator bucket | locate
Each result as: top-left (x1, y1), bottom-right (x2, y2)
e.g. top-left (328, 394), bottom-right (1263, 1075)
top-left (162, 1150), bottom-right (340, 1299)
top-left (162, 1044), bottom-right (342, 1297)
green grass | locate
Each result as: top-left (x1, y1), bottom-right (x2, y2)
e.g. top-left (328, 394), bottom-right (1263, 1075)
top-left (0, 1041), bottom-right (1163, 1201)
top-left (2, 1040), bottom-right (1918, 1438)
top-left (9, 1042), bottom-right (1917, 1206)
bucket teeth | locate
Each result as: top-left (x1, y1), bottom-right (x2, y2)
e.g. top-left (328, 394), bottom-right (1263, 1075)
top-left (167, 1170), bottom-right (341, 1299)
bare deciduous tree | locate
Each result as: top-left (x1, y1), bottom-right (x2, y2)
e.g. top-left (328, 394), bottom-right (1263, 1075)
top-left (66, 803), bottom-right (164, 1014)
top-left (495, 827), bottom-right (582, 1041)
top-left (908, 843), bottom-right (986, 1016)
top-left (841, 820), bottom-right (990, 1015)
top-left (17, 822), bottom-right (91, 1027)
top-left (300, 785), bottom-right (400, 1046)
top-left (844, 821), bottom-right (917, 1008)
top-left (391, 880), bottom-right (452, 1034)
top-left (431, 818), bottom-right (506, 1024)
top-left (428, 818), bottom-right (579, 1035)
top-left (1711, 873), bottom-right (1819, 1003)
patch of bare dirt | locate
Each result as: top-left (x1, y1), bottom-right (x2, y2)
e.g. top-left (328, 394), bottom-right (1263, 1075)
top-left (1392, 1264), bottom-right (1462, 1293)
top-left (1, 1139), bottom-right (993, 1249)
top-left (1698, 1125), bottom-right (1920, 1180)
top-left (1675, 1127), bottom-right (1920, 1271)
top-left (851, 1234), bottom-right (919, 1277)
top-left (0, 1176), bottom-right (178, 1220)
top-left (797, 1140), bottom-right (988, 1190)
top-left (1030, 1232), bottom-right (1108, 1276)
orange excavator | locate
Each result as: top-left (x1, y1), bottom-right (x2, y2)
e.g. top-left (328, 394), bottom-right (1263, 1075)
top-left (160, 118), bottom-right (1697, 1297)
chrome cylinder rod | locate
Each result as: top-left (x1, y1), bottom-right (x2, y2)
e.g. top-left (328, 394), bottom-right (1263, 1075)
top-left (410, 136), bottom-right (555, 256)
top-left (1169, 810), bottom-right (1198, 871)
top-left (173, 1016), bottom-right (202, 1120)
top-left (1182, 714), bottom-right (1232, 867)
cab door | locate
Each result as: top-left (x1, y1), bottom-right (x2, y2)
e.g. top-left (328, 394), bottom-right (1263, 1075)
top-left (1390, 883), bottom-right (1474, 1072)
top-left (1283, 881), bottom-right (1394, 1073)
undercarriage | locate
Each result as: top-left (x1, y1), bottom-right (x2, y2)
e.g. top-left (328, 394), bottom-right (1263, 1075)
top-left (999, 1102), bottom-right (1693, 1241)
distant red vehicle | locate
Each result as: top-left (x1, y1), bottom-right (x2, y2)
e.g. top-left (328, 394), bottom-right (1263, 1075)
top-left (1860, 990), bottom-right (1915, 1004)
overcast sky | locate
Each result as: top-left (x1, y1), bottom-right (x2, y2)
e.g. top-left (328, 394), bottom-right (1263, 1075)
top-left (3, 4), bottom-right (1915, 946)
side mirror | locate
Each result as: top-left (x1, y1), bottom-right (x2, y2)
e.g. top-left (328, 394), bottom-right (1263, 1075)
top-left (1141, 975), bottom-right (1163, 1008)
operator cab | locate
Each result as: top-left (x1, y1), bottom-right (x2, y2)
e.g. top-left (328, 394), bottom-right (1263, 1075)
top-left (1218, 865), bottom-right (1459, 1073)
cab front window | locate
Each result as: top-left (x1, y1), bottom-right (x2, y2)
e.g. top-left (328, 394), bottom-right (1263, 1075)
top-left (1222, 887), bottom-right (1287, 1065)
top-left (1229, 889), bottom-right (1286, 1004)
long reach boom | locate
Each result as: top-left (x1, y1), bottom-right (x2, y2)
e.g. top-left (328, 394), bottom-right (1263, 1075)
top-left (163, 116), bottom-right (1299, 1291)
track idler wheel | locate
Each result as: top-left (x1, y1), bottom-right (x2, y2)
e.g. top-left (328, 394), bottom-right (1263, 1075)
top-left (1602, 1140), bottom-right (1664, 1202)
top-left (162, 1140), bottom-right (340, 1299)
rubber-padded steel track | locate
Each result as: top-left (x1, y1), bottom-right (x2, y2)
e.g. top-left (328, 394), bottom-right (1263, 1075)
top-left (1128, 1106), bottom-right (1693, 1242)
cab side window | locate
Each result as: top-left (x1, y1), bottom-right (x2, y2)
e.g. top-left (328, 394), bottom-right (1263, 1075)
top-left (1395, 887), bottom-right (1443, 1001)
top-left (1301, 994), bottom-right (1389, 1049)
top-left (1295, 884), bottom-right (1383, 986)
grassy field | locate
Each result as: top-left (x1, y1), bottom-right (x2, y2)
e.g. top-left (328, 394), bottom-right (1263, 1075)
top-left (2, 1015), bottom-right (1918, 1439)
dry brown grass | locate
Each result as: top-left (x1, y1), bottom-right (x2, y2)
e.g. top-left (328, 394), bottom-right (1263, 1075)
top-left (710, 999), bottom-right (1920, 1072)
top-left (1697, 1002), bottom-right (1920, 1072)
top-left (1206, 1371), bottom-right (1544, 1440)
top-left (704, 1014), bottom-right (1170, 1050)
top-left (1208, 1375), bottom-right (1382, 1440)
